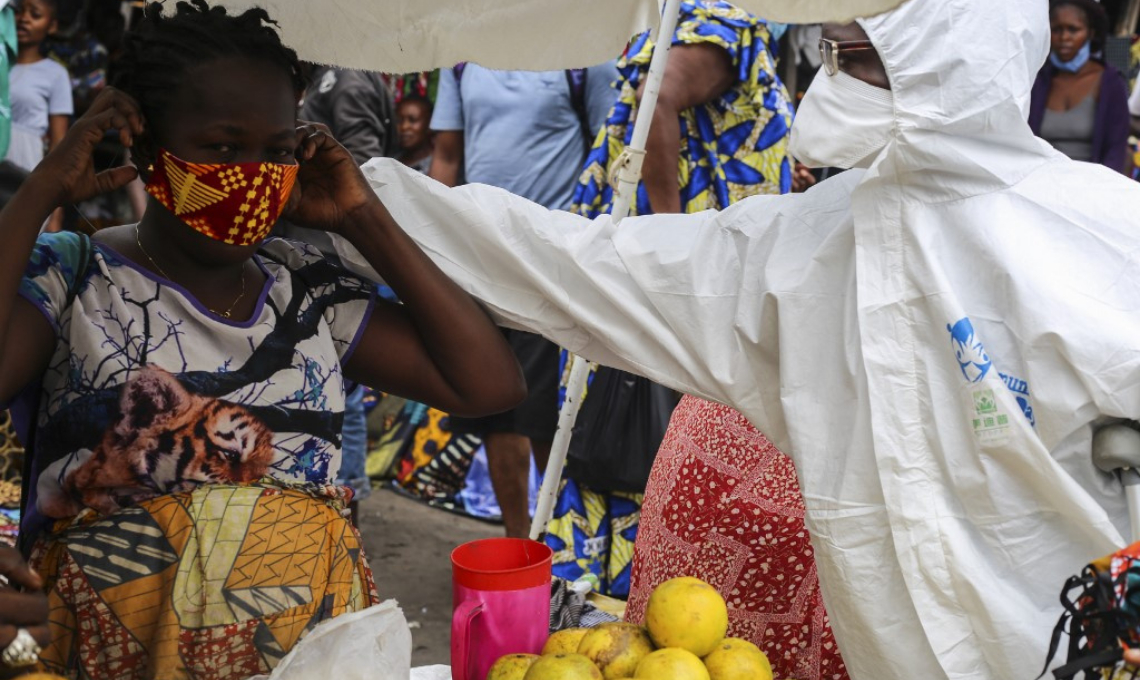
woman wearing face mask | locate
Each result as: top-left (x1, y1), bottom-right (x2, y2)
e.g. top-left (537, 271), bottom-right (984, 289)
top-left (1029, 0), bottom-right (1130, 173)
top-left (0, 1), bottom-right (523, 676)
top-left (343, 0), bottom-right (1140, 674)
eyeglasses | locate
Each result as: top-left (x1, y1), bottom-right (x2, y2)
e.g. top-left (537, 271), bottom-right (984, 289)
top-left (819, 38), bottom-right (877, 77)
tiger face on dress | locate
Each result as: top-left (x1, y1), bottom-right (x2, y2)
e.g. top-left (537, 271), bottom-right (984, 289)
top-left (41, 366), bottom-right (275, 518)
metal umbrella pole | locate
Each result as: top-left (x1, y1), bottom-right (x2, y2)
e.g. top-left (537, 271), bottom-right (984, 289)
top-left (530, 0), bottom-right (685, 541)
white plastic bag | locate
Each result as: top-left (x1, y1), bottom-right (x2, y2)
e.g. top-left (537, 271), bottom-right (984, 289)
top-left (410, 666), bottom-right (452, 680)
top-left (266, 600), bottom-right (412, 680)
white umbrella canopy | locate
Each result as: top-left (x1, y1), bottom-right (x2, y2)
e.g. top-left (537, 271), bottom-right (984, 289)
top-left (226, 0), bottom-right (910, 73)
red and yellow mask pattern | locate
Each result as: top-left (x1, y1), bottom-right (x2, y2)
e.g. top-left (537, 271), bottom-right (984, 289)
top-left (145, 149), bottom-right (299, 246)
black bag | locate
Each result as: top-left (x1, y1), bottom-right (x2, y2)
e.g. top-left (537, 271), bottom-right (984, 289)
top-left (564, 367), bottom-right (679, 494)
top-left (1040, 541), bottom-right (1140, 680)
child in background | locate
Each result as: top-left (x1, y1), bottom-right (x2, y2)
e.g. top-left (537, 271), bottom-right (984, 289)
top-left (8, 0), bottom-right (71, 231)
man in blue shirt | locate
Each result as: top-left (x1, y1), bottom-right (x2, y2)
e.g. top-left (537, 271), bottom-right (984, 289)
top-left (430, 63), bottom-right (619, 538)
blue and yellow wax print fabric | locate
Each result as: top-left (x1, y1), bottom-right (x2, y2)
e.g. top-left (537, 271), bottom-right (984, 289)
top-left (547, 478), bottom-right (643, 599)
top-left (571, 0), bottom-right (794, 218)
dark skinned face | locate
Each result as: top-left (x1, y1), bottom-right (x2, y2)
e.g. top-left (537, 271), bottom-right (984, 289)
top-left (15, 0), bottom-right (57, 49)
top-left (138, 57), bottom-right (299, 267)
top-left (821, 22), bottom-right (891, 91)
top-left (1050, 5), bottom-right (1091, 63)
top-left (397, 100), bottom-right (432, 152)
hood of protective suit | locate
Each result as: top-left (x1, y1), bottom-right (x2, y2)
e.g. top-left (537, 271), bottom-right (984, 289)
top-left (847, 0), bottom-right (1056, 199)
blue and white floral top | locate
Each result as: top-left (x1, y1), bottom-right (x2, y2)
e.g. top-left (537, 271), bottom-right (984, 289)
top-left (9, 231), bottom-right (376, 542)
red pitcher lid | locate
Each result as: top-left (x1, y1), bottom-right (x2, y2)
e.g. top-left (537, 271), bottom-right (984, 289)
top-left (451, 538), bottom-right (553, 591)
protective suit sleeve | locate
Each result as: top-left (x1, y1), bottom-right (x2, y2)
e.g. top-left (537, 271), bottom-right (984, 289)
top-left (339, 158), bottom-right (823, 446)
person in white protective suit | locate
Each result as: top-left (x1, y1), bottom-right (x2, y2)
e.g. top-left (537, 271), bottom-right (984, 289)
top-left (338, 0), bottom-right (1140, 676)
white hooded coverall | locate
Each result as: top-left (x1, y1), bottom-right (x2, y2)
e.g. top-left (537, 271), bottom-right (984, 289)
top-left (337, 0), bottom-right (1140, 676)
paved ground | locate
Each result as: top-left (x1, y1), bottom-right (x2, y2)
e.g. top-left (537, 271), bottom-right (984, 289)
top-left (358, 486), bottom-right (503, 667)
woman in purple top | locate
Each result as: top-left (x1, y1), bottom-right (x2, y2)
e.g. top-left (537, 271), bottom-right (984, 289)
top-left (1029, 0), bottom-right (1131, 174)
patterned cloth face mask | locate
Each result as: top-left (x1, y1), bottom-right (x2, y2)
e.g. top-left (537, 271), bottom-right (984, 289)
top-left (144, 148), bottom-right (299, 246)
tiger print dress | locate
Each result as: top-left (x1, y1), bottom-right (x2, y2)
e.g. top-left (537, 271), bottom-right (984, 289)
top-left (8, 231), bottom-right (379, 679)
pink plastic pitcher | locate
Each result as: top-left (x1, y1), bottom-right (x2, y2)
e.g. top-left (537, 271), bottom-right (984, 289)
top-left (451, 538), bottom-right (552, 680)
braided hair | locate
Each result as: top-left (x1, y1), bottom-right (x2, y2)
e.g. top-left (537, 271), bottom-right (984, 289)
top-left (33, 0), bottom-right (60, 18)
top-left (113, 0), bottom-right (306, 162)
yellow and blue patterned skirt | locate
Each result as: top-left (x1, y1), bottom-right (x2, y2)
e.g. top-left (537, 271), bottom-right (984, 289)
top-left (546, 478), bottom-right (643, 599)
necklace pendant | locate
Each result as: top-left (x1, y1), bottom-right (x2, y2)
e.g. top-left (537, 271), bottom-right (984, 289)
top-left (221, 311), bottom-right (231, 319)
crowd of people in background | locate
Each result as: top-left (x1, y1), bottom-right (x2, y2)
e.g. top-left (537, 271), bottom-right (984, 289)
top-left (0, 0), bottom-right (1137, 678)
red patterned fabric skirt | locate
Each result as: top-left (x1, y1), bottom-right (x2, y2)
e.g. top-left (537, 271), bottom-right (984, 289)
top-left (626, 396), bottom-right (848, 680)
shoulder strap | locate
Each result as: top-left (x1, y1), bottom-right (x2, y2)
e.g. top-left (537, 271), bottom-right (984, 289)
top-left (453, 62), bottom-right (467, 84)
top-left (564, 68), bottom-right (592, 157)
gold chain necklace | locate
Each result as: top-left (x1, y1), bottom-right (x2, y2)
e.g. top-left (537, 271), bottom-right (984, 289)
top-left (135, 224), bottom-right (247, 319)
